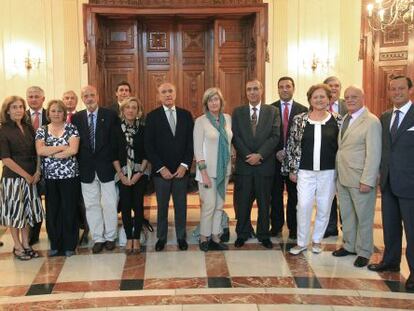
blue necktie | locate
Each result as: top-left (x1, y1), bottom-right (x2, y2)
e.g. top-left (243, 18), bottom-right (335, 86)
top-left (390, 110), bottom-right (400, 141)
top-left (88, 113), bottom-right (95, 151)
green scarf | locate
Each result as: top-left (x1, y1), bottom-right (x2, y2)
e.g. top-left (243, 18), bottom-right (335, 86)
top-left (206, 111), bottom-right (230, 200)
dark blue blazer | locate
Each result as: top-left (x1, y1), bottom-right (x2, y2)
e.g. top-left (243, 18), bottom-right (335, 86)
top-left (144, 106), bottom-right (194, 175)
top-left (72, 107), bottom-right (119, 183)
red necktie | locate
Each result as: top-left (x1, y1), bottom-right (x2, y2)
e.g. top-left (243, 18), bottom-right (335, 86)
top-left (283, 102), bottom-right (289, 145)
top-left (32, 111), bottom-right (40, 130)
top-left (329, 103), bottom-right (333, 112)
top-left (67, 112), bottom-right (73, 123)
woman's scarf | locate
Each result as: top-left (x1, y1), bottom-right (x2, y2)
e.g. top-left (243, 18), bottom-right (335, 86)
top-left (206, 111), bottom-right (229, 200)
top-left (121, 119), bottom-right (139, 180)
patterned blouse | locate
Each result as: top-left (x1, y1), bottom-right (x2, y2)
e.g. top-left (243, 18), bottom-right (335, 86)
top-left (281, 112), bottom-right (342, 176)
top-left (35, 123), bottom-right (79, 179)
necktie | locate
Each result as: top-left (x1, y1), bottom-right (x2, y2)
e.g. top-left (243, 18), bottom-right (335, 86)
top-left (67, 112), bottom-right (73, 123)
top-left (283, 102), bottom-right (289, 145)
top-left (329, 103), bottom-right (334, 113)
top-left (390, 110), bottom-right (400, 141)
top-left (168, 108), bottom-right (176, 136)
top-left (341, 114), bottom-right (352, 139)
top-left (32, 111), bottom-right (40, 130)
top-left (251, 107), bottom-right (258, 136)
top-left (88, 113), bottom-right (95, 151)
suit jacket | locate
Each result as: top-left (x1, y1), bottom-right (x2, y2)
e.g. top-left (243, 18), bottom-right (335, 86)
top-left (271, 100), bottom-right (308, 153)
top-left (336, 108), bottom-right (382, 188)
top-left (380, 103), bottom-right (414, 198)
top-left (338, 99), bottom-right (347, 117)
top-left (26, 109), bottom-right (49, 127)
top-left (232, 104), bottom-right (280, 176)
top-left (144, 106), bottom-right (194, 175)
top-left (108, 102), bottom-right (120, 116)
top-left (72, 107), bottom-right (119, 183)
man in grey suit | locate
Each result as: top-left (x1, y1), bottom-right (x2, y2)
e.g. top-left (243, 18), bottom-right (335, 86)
top-left (232, 79), bottom-right (280, 249)
top-left (332, 86), bottom-right (381, 268)
top-left (368, 76), bottom-right (414, 291)
top-left (324, 76), bottom-right (348, 238)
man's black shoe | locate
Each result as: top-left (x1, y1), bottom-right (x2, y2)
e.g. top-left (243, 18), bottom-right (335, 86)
top-left (209, 240), bottom-right (229, 251)
top-left (332, 247), bottom-right (357, 257)
top-left (261, 239), bottom-right (273, 249)
top-left (354, 256), bottom-right (369, 267)
top-left (199, 241), bottom-right (209, 252)
top-left (177, 239), bottom-right (188, 251)
top-left (234, 238), bottom-right (245, 248)
top-left (92, 242), bottom-right (105, 254)
top-left (155, 239), bottom-right (166, 252)
top-left (367, 262), bottom-right (400, 272)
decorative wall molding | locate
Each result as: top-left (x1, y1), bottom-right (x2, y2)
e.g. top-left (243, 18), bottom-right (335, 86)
top-left (379, 51), bottom-right (408, 61)
top-left (89, 0), bottom-right (262, 7)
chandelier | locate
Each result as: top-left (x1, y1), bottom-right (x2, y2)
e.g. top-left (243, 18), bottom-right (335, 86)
top-left (366, 0), bottom-right (414, 32)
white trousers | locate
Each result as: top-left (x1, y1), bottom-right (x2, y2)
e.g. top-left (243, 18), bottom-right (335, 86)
top-left (198, 177), bottom-right (229, 237)
top-left (296, 169), bottom-right (336, 247)
top-left (81, 174), bottom-right (118, 243)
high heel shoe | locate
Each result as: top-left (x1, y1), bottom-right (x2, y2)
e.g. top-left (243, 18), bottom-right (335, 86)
top-left (24, 247), bottom-right (39, 258)
top-left (133, 239), bottom-right (141, 254)
top-left (13, 248), bottom-right (31, 261)
top-left (125, 240), bottom-right (133, 254)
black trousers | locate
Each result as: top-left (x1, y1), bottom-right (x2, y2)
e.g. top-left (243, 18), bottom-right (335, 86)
top-left (153, 175), bottom-right (188, 241)
top-left (45, 178), bottom-right (80, 252)
top-left (382, 183), bottom-right (414, 274)
top-left (119, 175), bottom-right (148, 239)
top-left (235, 174), bottom-right (272, 241)
top-left (270, 173), bottom-right (298, 233)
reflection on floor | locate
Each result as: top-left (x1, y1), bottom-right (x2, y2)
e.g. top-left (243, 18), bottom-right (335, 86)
top-left (0, 185), bottom-right (412, 310)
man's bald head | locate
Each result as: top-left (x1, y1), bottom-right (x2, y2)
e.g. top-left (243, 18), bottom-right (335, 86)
top-left (344, 86), bottom-right (364, 114)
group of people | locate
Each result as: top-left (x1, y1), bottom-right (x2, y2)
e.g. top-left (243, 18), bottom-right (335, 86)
top-left (0, 74), bottom-right (413, 290)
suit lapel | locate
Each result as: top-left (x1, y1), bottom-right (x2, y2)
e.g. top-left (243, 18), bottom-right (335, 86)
top-left (255, 105), bottom-right (269, 136)
top-left (82, 110), bottom-right (93, 152)
top-left (393, 104), bottom-right (414, 143)
top-left (341, 109), bottom-right (368, 142)
top-left (95, 109), bottom-right (104, 151)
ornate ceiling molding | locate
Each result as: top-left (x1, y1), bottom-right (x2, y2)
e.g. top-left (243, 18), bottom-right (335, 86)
top-left (89, 0), bottom-right (263, 7)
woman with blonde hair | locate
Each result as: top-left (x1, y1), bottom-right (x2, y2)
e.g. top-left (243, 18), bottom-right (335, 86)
top-left (0, 96), bottom-right (43, 260)
top-left (194, 87), bottom-right (232, 251)
top-left (35, 99), bottom-right (80, 257)
top-left (112, 97), bottom-right (148, 254)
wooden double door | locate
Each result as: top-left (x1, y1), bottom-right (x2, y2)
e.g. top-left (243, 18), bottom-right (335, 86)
top-left (84, 3), bottom-right (267, 117)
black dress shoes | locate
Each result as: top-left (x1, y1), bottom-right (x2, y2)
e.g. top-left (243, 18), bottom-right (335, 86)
top-left (234, 238), bottom-right (245, 248)
top-left (354, 256), bottom-right (369, 267)
top-left (199, 241), bottom-right (209, 252)
top-left (406, 275), bottom-right (414, 291)
top-left (367, 262), bottom-right (400, 272)
top-left (92, 242), bottom-right (105, 254)
top-left (261, 239), bottom-right (273, 249)
top-left (155, 239), bottom-right (166, 252)
top-left (209, 240), bottom-right (229, 251)
top-left (105, 241), bottom-right (116, 251)
top-left (177, 239), bottom-right (188, 251)
top-left (332, 247), bottom-right (357, 257)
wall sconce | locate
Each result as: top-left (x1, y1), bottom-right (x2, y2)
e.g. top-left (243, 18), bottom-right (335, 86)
top-left (303, 53), bottom-right (331, 73)
top-left (24, 50), bottom-right (41, 71)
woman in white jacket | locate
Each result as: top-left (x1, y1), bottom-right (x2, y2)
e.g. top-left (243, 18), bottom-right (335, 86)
top-left (194, 87), bottom-right (232, 252)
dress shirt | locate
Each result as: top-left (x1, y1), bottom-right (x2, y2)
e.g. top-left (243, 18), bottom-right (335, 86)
top-left (348, 106), bottom-right (366, 126)
top-left (280, 100), bottom-right (293, 123)
top-left (29, 108), bottom-right (44, 125)
top-left (249, 102), bottom-right (262, 123)
top-left (390, 100), bottom-right (412, 129)
top-left (329, 100), bottom-right (339, 114)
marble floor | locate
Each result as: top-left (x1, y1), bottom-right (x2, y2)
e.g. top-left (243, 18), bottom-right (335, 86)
top-left (0, 185), bottom-right (412, 310)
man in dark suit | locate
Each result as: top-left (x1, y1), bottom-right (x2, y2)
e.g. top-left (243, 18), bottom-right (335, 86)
top-left (270, 77), bottom-right (307, 240)
top-left (145, 82), bottom-right (194, 252)
top-left (232, 79), bottom-right (280, 249)
top-left (323, 76), bottom-right (348, 238)
top-left (108, 81), bottom-right (131, 115)
top-left (72, 85), bottom-right (119, 254)
top-left (26, 86), bottom-right (48, 246)
top-left (368, 75), bottom-right (414, 291)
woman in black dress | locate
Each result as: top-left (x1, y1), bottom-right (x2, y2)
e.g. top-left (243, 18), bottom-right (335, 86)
top-left (0, 96), bottom-right (43, 260)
